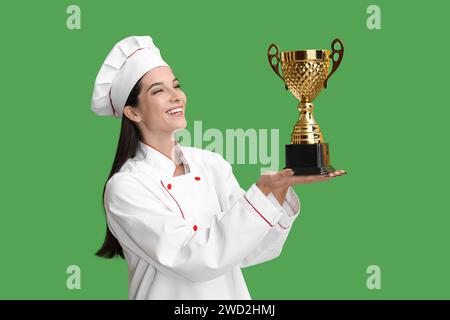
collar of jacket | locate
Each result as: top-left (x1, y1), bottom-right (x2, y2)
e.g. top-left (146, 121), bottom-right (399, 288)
top-left (136, 138), bottom-right (191, 178)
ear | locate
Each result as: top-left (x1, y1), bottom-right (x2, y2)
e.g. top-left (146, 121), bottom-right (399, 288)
top-left (123, 106), bottom-right (142, 122)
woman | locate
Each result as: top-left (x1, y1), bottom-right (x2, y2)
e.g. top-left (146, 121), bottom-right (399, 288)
top-left (91, 35), bottom-right (346, 300)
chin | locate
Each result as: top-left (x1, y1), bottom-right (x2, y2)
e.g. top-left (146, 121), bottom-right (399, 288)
top-left (172, 119), bottom-right (187, 130)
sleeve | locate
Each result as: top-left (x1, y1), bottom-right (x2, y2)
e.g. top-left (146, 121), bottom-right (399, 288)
top-left (239, 186), bottom-right (301, 268)
top-left (210, 152), bottom-right (301, 268)
top-left (104, 163), bottom-right (286, 283)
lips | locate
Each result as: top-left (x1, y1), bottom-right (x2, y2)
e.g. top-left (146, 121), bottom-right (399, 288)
top-left (166, 106), bottom-right (184, 115)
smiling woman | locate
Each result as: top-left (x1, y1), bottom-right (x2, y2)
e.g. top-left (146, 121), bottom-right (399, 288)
top-left (90, 35), bottom-right (309, 300)
top-left (94, 58), bottom-right (189, 260)
top-left (122, 66), bottom-right (187, 145)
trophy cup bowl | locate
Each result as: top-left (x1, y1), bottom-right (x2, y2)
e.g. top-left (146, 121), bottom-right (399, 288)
top-left (267, 38), bottom-right (344, 175)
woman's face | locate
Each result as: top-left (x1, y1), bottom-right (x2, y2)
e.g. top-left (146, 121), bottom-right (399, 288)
top-left (125, 65), bottom-right (187, 135)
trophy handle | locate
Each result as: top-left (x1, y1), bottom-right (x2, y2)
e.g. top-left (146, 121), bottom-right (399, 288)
top-left (323, 38), bottom-right (344, 89)
top-left (267, 43), bottom-right (289, 90)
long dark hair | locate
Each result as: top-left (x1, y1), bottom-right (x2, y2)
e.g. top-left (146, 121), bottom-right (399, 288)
top-left (95, 76), bottom-right (144, 259)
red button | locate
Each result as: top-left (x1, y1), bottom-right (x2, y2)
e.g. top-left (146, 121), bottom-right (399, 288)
top-left (195, 176), bottom-right (200, 181)
top-left (193, 225), bottom-right (198, 231)
top-left (167, 183), bottom-right (172, 190)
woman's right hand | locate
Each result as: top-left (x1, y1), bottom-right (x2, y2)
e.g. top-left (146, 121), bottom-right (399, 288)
top-left (256, 168), bottom-right (347, 196)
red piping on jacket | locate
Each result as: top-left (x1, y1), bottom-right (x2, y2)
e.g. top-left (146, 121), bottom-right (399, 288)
top-left (243, 195), bottom-right (273, 227)
top-left (160, 180), bottom-right (185, 220)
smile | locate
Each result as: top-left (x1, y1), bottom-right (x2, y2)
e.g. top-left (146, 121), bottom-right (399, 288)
top-left (166, 107), bottom-right (183, 116)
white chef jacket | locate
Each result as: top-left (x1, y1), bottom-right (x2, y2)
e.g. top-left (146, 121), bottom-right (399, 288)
top-left (104, 139), bottom-right (301, 300)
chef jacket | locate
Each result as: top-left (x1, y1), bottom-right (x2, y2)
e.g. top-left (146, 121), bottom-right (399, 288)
top-left (104, 139), bottom-right (301, 299)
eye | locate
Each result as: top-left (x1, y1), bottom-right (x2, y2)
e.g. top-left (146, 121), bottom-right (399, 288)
top-left (152, 84), bottom-right (181, 95)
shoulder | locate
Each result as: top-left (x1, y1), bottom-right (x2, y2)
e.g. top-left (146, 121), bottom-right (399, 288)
top-left (106, 171), bottom-right (143, 195)
top-left (104, 171), bottom-right (162, 210)
top-left (106, 153), bottom-right (153, 191)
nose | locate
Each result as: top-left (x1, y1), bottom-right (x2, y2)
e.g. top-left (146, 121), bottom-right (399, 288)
top-left (169, 88), bottom-right (182, 103)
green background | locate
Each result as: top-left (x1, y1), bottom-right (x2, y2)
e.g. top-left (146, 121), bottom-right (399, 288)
top-left (1, 0), bottom-right (448, 299)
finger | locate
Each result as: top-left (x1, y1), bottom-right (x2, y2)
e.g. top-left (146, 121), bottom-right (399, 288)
top-left (273, 169), bottom-right (294, 181)
top-left (281, 168), bottom-right (295, 177)
top-left (290, 174), bottom-right (331, 184)
top-left (261, 170), bottom-right (278, 176)
top-left (273, 169), bottom-right (295, 188)
top-left (334, 170), bottom-right (347, 176)
top-left (316, 174), bottom-right (334, 180)
top-left (312, 176), bottom-right (332, 183)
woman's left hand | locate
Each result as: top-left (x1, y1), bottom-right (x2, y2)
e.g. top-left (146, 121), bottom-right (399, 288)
top-left (270, 169), bottom-right (347, 205)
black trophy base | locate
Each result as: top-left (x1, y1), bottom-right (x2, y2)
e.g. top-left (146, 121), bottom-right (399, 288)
top-left (284, 143), bottom-right (336, 176)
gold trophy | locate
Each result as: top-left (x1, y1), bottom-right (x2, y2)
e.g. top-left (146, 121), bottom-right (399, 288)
top-left (267, 38), bottom-right (344, 175)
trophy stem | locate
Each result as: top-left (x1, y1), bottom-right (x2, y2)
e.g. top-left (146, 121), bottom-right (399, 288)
top-left (290, 102), bottom-right (324, 144)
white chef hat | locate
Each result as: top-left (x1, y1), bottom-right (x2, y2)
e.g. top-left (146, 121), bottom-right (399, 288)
top-left (91, 35), bottom-right (169, 118)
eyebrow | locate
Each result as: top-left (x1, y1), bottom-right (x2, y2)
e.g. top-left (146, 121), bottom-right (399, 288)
top-left (147, 78), bottom-right (179, 91)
